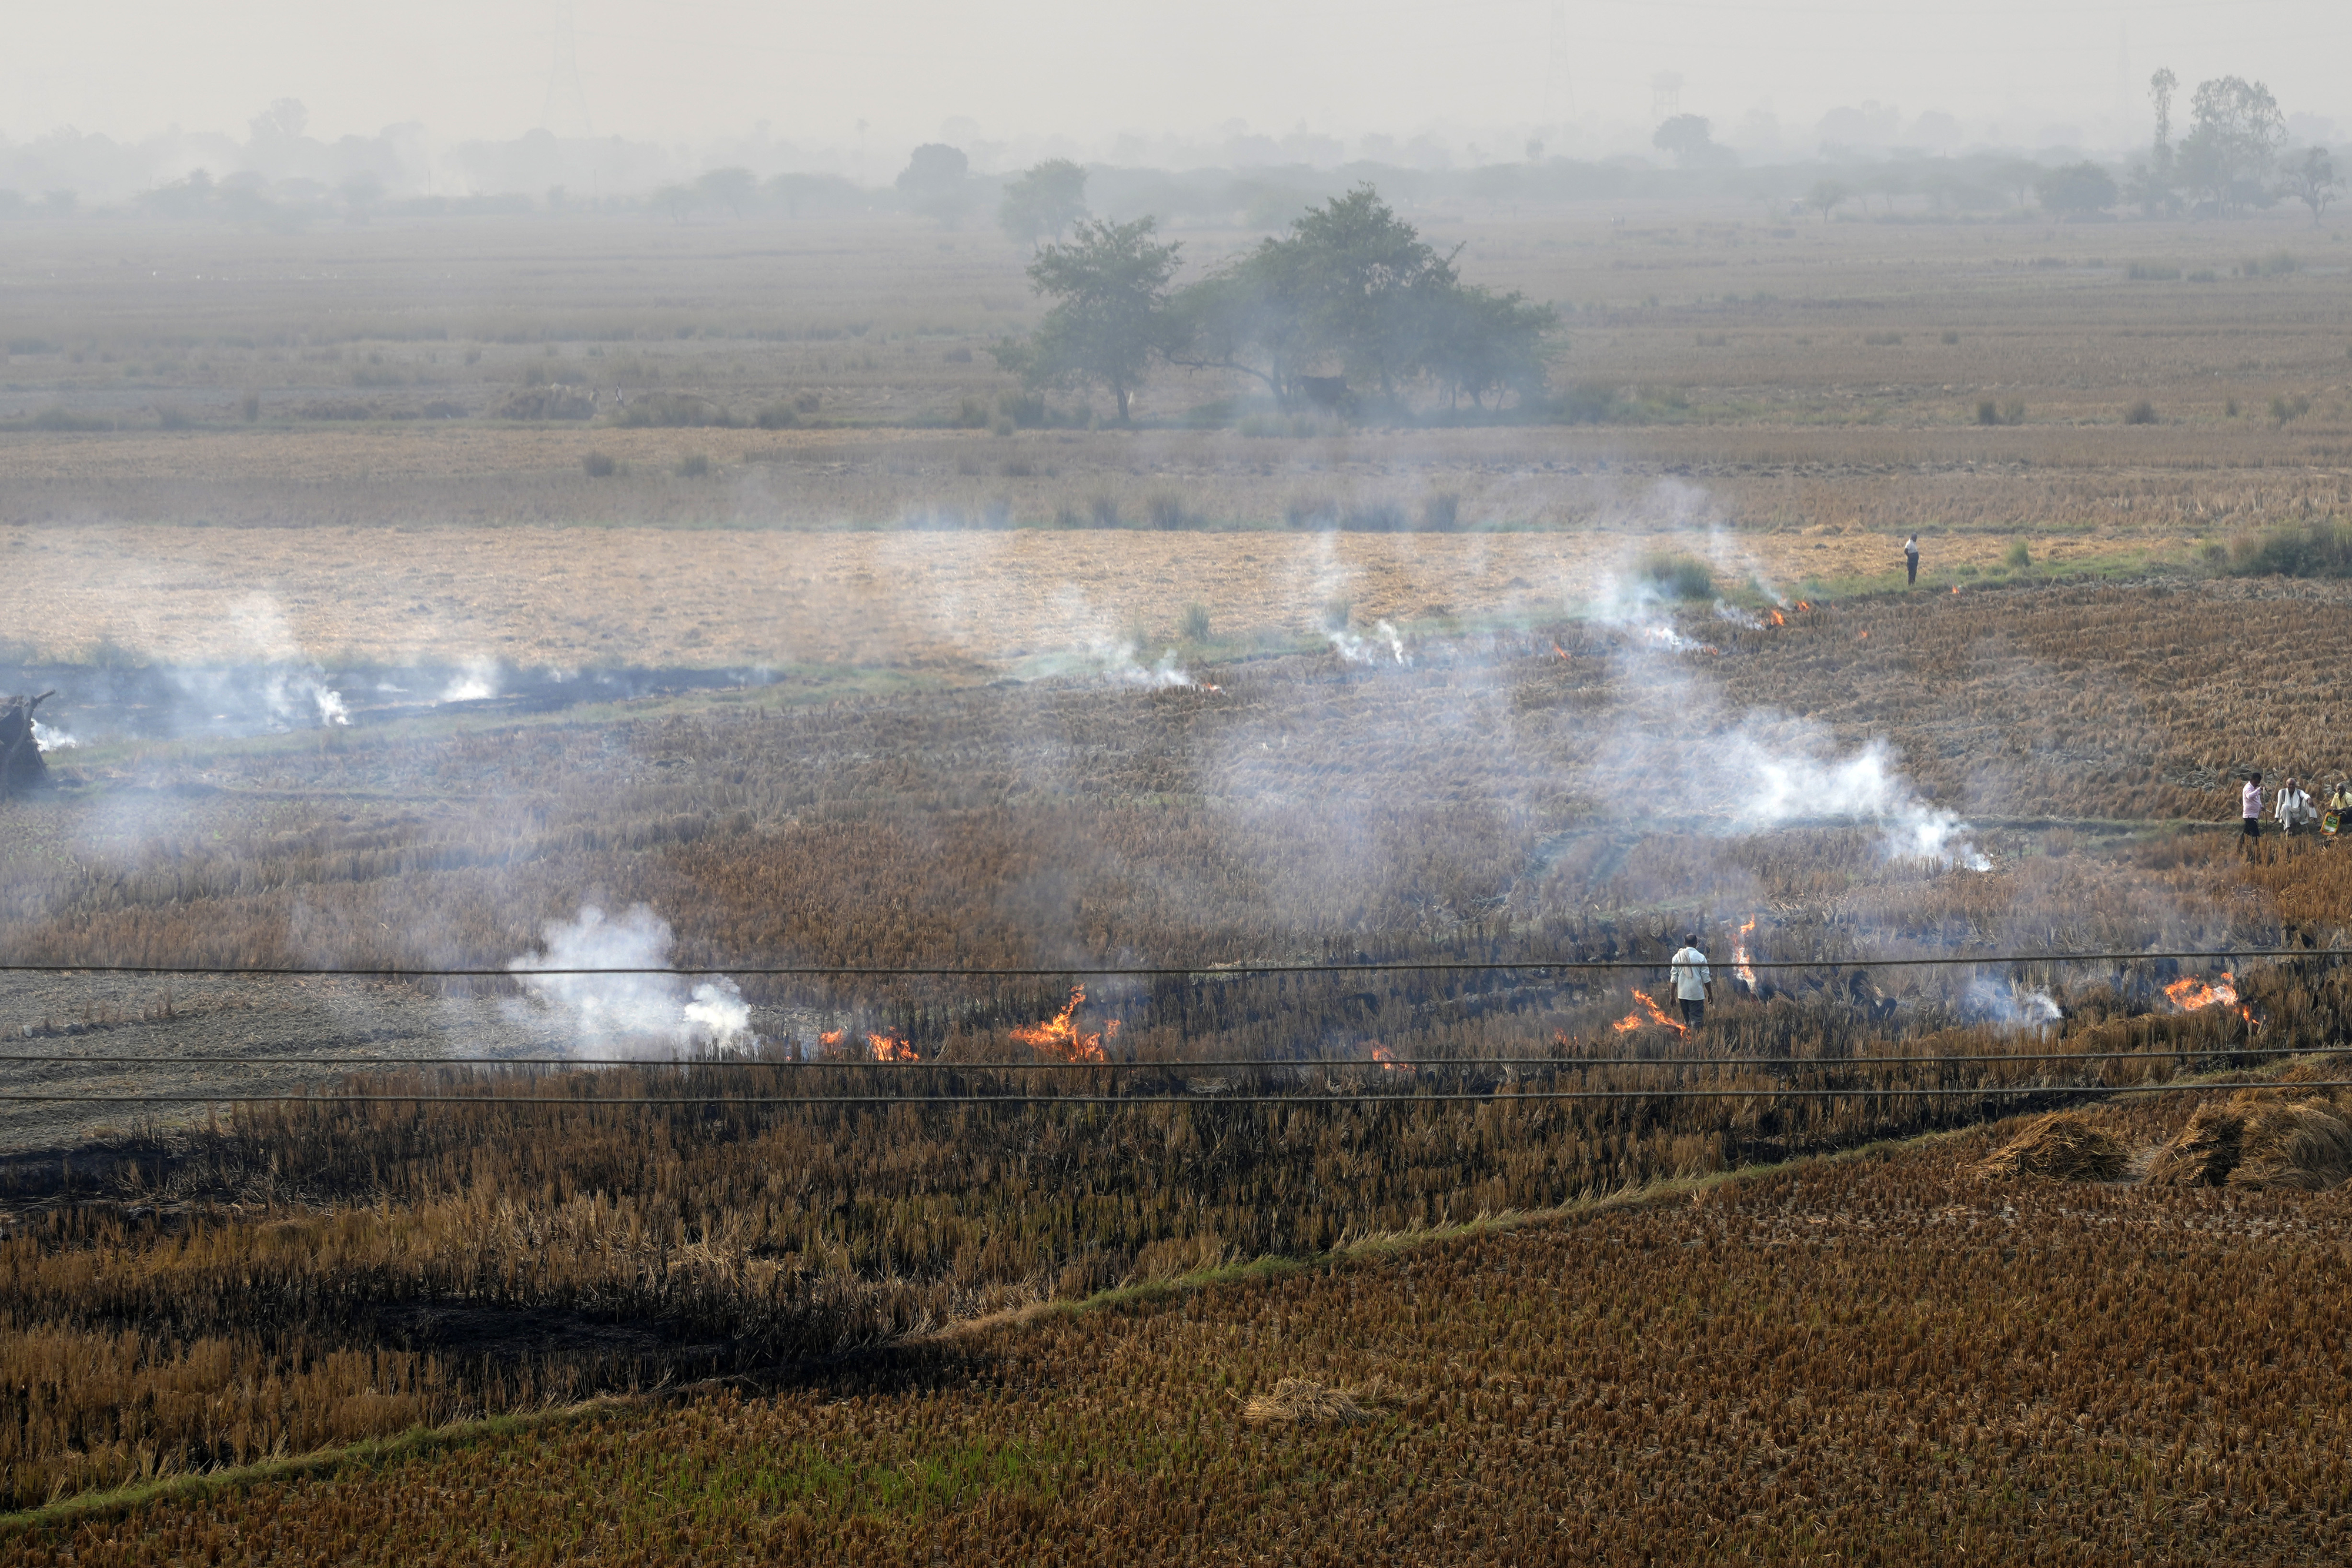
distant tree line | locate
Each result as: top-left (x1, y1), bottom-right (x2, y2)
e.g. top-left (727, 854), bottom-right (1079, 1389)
top-left (991, 184), bottom-right (1558, 422)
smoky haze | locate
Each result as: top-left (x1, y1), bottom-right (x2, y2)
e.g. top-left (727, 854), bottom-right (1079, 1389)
top-left (9, 0), bottom-right (2350, 167)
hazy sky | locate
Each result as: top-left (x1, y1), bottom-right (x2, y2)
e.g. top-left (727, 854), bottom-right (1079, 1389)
top-left (10, 0), bottom-right (2350, 150)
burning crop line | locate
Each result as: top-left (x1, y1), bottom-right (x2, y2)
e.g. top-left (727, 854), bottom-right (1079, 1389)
top-left (1011, 985), bottom-right (1116, 1062)
top-left (1733, 917), bottom-right (1759, 992)
top-left (2164, 972), bottom-right (2260, 1028)
top-left (867, 1032), bottom-right (918, 1062)
top-left (1611, 989), bottom-right (1687, 1036)
top-left (1364, 1042), bottom-right (1414, 1074)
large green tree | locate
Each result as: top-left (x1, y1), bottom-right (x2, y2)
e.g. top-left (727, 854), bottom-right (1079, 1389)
top-left (2177, 76), bottom-right (2284, 215)
top-left (1165, 186), bottom-right (1555, 410)
top-left (896, 143), bottom-right (973, 228)
top-left (1003, 217), bottom-right (1182, 422)
top-left (2034, 162), bottom-right (2118, 218)
top-left (998, 160), bottom-right (1090, 250)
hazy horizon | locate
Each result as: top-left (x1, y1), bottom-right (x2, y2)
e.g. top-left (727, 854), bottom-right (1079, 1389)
top-left (12, 0), bottom-right (2352, 160)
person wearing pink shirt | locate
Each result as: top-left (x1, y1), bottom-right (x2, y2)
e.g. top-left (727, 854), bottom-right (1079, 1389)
top-left (2241, 773), bottom-right (2264, 860)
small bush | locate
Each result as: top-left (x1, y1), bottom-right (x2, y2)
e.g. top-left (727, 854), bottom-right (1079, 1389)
top-left (2227, 519), bottom-right (2352, 578)
top-left (582, 450), bottom-right (617, 478)
top-left (1088, 494), bottom-right (1122, 527)
top-left (2004, 538), bottom-right (2033, 569)
top-left (155, 404), bottom-right (193, 430)
top-left (495, 386), bottom-right (594, 420)
top-left (2123, 400), bottom-right (2158, 425)
top-left (1940, 330), bottom-right (1960, 344)
top-left (1341, 502), bottom-right (1409, 533)
top-left (1976, 400), bottom-right (2001, 426)
top-left (1147, 494), bottom-right (1192, 530)
top-left (2000, 400), bottom-right (2026, 426)
top-left (1284, 494), bottom-right (1337, 529)
top-left (1638, 551), bottom-right (1715, 600)
top-left (610, 392), bottom-right (735, 429)
top-left (2226, 397), bottom-right (2240, 417)
top-left (239, 392), bottom-right (261, 422)
top-left (25, 407), bottom-right (108, 432)
top-left (1422, 492), bottom-right (1461, 532)
top-left (2271, 393), bottom-right (2313, 426)
top-left (2126, 262), bottom-right (2181, 281)
top-left (754, 402), bottom-right (801, 430)
top-left (2186, 268), bottom-right (2217, 282)
top-left (673, 452), bottom-right (713, 478)
top-left (1862, 331), bottom-right (1903, 346)
top-left (1179, 604), bottom-right (1212, 641)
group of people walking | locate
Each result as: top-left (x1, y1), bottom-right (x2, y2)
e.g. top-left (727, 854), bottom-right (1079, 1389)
top-left (2239, 772), bottom-right (2352, 855)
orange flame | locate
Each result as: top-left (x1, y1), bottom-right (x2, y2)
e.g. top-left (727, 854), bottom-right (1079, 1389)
top-left (817, 1028), bottom-right (846, 1052)
top-left (866, 1031), bottom-right (919, 1062)
top-left (1951, 584), bottom-right (1962, 595)
top-left (1365, 1041), bottom-right (1414, 1074)
top-left (1795, 600), bottom-right (1813, 613)
top-left (1011, 985), bottom-right (1112, 1062)
top-left (1857, 630), bottom-right (1869, 640)
top-left (1768, 609), bottom-right (1786, 627)
top-left (1552, 641), bottom-right (1569, 660)
top-left (2165, 972), bottom-right (2260, 1028)
top-left (1733, 917), bottom-right (1759, 991)
top-left (1611, 988), bottom-right (1688, 1036)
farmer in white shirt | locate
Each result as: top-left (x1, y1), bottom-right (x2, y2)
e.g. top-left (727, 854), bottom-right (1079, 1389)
top-left (1669, 932), bottom-right (1713, 1031)
top-left (2276, 777), bottom-right (2315, 838)
top-left (2241, 773), bottom-right (2264, 859)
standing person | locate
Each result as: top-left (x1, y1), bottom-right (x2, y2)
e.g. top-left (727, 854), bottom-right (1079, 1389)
top-left (2277, 776), bottom-right (2314, 838)
top-left (1903, 534), bottom-right (1920, 587)
top-left (1669, 932), bottom-right (1713, 1032)
top-left (2241, 773), bottom-right (2264, 859)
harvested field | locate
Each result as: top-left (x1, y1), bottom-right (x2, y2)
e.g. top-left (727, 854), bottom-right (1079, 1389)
top-left (6, 203), bottom-right (2352, 1556)
top-left (8, 1089), bottom-right (2352, 1563)
top-left (0, 516), bottom-right (2176, 671)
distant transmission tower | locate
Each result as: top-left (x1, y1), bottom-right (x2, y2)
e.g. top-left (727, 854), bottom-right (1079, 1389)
top-left (1542, 2), bottom-right (1576, 123)
top-left (1650, 72), bottom-right (1683, 125)
top-left (540, 2), bottom-right (594, 137)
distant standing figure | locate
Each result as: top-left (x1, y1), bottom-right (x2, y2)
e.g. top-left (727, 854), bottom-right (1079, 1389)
top-left (2277, 776), bottom-right (2314, 837)
top-left (2242, 773), bottom-right (2264, 857)
top-left (1669, 932), bottom-right (1713, 1031)
top-left (1904, 535), bottom-right (1920, 587)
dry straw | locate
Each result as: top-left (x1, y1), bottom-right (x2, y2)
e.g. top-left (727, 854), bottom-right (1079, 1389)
top-left (1976, 1111), bottom-right (2129, 1182)
top-left (1240, 1376), bottom-right (1386, 1427)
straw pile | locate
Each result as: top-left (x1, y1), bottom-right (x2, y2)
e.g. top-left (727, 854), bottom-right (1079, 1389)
top-left (1241, 1377), bottom-right (1381, 1427)
top-left (1977, 1112), bottom-right (2129, 1182)
top-left (2144, 1095), bottom-right (2352, 1190)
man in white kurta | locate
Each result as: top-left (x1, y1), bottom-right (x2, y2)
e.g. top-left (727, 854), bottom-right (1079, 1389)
top-left (1669, 934), bottom-right (1713, 1031)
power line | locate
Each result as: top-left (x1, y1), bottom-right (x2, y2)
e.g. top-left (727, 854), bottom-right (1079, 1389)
top-left (0, 948), bottom-right (2330, 979)
top-left (0, 1046), bottom-right (2311, 1071)
top-left (3, 1081), bottom-right (2338, 1107)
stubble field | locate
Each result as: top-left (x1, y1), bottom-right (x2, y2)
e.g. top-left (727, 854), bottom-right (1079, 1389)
top-left (2, 203), bottom-right (2351, 1557)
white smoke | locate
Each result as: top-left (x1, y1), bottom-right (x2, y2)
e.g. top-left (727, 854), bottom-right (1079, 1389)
top-left (1709, 720), bottom-right (1992, 870)
top-left (505, 903), bottom-right (756, 1057)
top-left (1961, 976), bottom-right (2063, 1031)
top-left (439, 660), bottom-right (500, 703)
top-left (1329, 619), bottom-right (1408, 666)
top-left (31, 718), bottom-right (79, 751)
top-left (1712, 599), bottom-right (1763, 630)
top-left (1589, 527), bottom-right (1990, 871)
top-left (1097, 640), bottom-right (1194, 689)
top-left (163, 593), bottom-right (350, 733)
top-left (1590, 573), bottom-right (1709, 653)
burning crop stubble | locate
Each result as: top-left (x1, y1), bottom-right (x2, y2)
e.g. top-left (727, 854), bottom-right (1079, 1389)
top-left (6, 210), bottom-right (2352, 1539)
